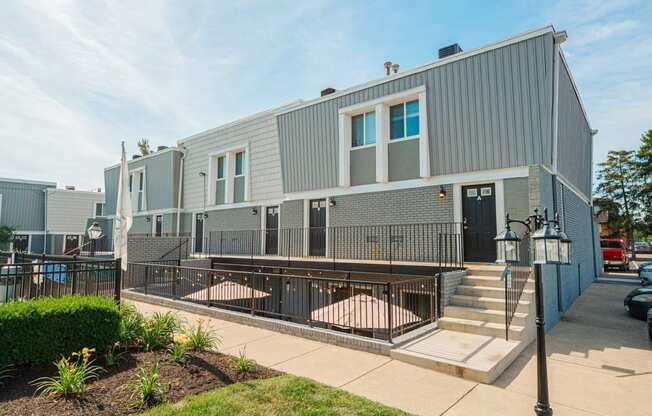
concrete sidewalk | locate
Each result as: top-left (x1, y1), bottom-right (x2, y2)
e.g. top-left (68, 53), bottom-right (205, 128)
top-left (132, 282), bottom-right (651, 416)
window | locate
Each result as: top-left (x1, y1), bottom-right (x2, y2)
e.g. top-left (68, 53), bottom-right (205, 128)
top-left (128, 175), bottom-right (133, 193)
top-left (390, 100), bottom-right (419, 140)
top-left (217, 156), bottom-right (225, 180)
top-left (351, 111), bottom-right (376, 147)
top-left (95, 203), bottom-right (104, 217)
top-left (235, 151), bottom-right (245, 176)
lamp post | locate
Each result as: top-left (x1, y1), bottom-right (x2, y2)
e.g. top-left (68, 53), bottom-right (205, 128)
top-left (495, 208), bottom-right (571, 416)
top-left (87, 222), bottom-right (103, 257)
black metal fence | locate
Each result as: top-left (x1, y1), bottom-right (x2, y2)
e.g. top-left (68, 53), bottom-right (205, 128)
top-left (504, 236), bottom-right (531, 340)
top-left (0, 258), bottom-right (121, 304)
top-left (200, 222), bottom-right (463, 270)
top-left (125, 262), bottom-right (441, 342)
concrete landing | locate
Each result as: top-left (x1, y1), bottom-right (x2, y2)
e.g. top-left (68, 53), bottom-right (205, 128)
top-left (391, 329), bottom-right (527, 384)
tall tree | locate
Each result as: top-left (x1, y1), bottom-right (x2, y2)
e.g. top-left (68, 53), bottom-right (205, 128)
top-left (595, 150), bottom-right (640, 254)
top-left (636, 129), bottom-right (652, 235)
top-left (137, 138), bottom-right (151, 156)
top-left (0, 225), bottom-right (14, 246)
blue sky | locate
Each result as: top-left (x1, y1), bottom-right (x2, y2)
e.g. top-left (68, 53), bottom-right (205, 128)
top-left (1, 0), bottom-right (650, 190)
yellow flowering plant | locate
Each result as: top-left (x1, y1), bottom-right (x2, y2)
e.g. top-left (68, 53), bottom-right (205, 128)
top-left (32, 347), bottom-right (103, 397)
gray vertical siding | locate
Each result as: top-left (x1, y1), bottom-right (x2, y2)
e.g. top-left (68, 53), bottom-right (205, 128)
top-left (556, 62), bottom-right (592, 199)
top-left (104, 149), bottom-right (181, 216)
top-left (0, 180), bottom-right (53, 231)
top-left (278, 33), bottom-right (554, 193)
top-left (234, 177), bottom-right (246, 203)
top-left (388, 140), bottom-right (420, 181)
top-left (350, 148), bottom-right (376, 186)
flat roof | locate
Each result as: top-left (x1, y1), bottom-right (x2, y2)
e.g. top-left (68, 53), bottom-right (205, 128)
top-left (0, 177), bottom-right (57, 187)
top-left (104, 146), bottom-right (181, 171)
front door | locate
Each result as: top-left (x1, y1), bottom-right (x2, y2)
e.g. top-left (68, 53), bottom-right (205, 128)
top-left (154, 215), bottom-right (162, 237)
top-left (13, 234), bottom-right (29, 252)
top-left (64, 235), bottom-right (80, 255)
top-left (265, 206), bottom-right (279, 255)
top-left (194, 213), bottom-right (204, 253)
top-left (462, 184), bottom-right (497, 262)
top-left (309, 199), bottom-right (326, 256)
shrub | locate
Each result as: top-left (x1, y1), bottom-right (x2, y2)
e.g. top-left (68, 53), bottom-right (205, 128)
top-left (167, 343), bottom-right (188, 365)
top-left (31, 348), bottom-right (103, 397)
top-left (185, 321), bottom-right (220, 351)
top-left (127, 361), bottom-right (165, 409)
top-left (0, 296), bottom-right (120, 366)
top-left (0, 365), bottom-right (12, 386)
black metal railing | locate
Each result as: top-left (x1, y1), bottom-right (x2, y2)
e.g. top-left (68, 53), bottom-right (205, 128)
top-left (504, 236), bottom-right (531, 340)
top-left (0, 258), bottom-right (121, 304)
top-left (197, 222), bottom-right (463, 270)
top-left (125, 262), bottom-right (441, 342)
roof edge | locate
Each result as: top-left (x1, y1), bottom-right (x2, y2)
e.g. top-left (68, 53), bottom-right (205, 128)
top-left (0, 177), bottom-right (57, 187)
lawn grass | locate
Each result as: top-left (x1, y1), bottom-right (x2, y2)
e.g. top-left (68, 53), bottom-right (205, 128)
top-left (143, 375), bottom-right (409, 416)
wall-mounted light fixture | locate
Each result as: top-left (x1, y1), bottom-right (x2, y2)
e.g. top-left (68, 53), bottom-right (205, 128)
top-left (145, 216), bottom-right (151, 223)
top-left (329, 199), bottom-right (336, 207)
top-left (438, 185), bottom-right (447, 199)
top-left (251, 208), bottom-right (258, 215)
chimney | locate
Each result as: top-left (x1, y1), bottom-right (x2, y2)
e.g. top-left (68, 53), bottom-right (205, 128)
top-left (97, 188), bottom-right (102, 192)
top-left (384, 61), bottom-right (392, 76)
top-left (321, 87), bottom-right (336, 97)
top-left (391, 63), bottom-right (400, 74)
top-left (438, 43), bottom-right (463, 59)
top-left (132, 154), bottom-right (141, 160)
top-left (65, 185), bottom-right (75, 191)
top-left (157, 145), bottom-right (168, 151)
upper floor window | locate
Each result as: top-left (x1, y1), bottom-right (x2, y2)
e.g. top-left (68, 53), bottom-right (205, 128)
top-left (217, 156), bottom-right (225, 180)
top-left (95, 203), bottom-right (104, 217)
top-left (351, 111), bottom-right (376, 148)
top-left (235, 151), bottom-right (245, 177)
top-left (390, 100), bottom-right (419, 140)
top-left (128, 175), bottom-right (133, 193)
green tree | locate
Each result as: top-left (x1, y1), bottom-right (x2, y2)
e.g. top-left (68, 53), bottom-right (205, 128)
top-left (137, 139), bottom-right (151, 156)
top-left (593, 197), bottom-right (624, 238)
top-left (0, 225), bottom-right (15, 246)
top-left (636, 129), bottom-right (652, 236)
top-left (595, 150), bottom-right (640, 254)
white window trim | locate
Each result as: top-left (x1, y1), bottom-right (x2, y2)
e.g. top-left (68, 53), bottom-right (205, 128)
top-left (338, 85), bottom-right (430, 187)
top-left (388, 100), bottom-right (419, 142)
top-left (128, 167), bottom-right (147, 212)
top-left (350, 111), bottom-right (377, 149)
top-left (208, 143), bottom-right (250, 206)
top-left (453, 179), bottom-right (505, 236)
top-left (94, 202), bottom-right (104, 217)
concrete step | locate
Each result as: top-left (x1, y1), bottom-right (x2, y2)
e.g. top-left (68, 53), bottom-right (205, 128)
top-left (438, 316), bottom-right (526, 340)
top-left (463, 275), bottom-right (534, 290)
top-left (444, 305), bottom-right (529, 326)
top-left (450, 294), bottom-right (531, 313)
top-left (456, 285), bottom-right (534, 300)
top-left (464, 268), bottom-right (504, 277)
top-left (390, 329), bottom-right (529, 384)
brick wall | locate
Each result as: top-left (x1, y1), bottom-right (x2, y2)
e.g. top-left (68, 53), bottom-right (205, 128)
top-left (127, 237), bottom-right (191, 262)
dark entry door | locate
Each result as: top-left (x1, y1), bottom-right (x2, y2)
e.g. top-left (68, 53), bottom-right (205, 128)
top-left (309, 199), bottom-right (326, 256)
top-left (13, 234), bottom-right (29, 252)
top-left (265, 206), bottom-right (279, 255)
top-left (462, 184), bottom-right (497, 262)
top-left (195, 213), bottom-right (204, 253)
top-left (155, 215), bottom-right (162, 237)
top-left (64, 235), bottom-right (80, 255)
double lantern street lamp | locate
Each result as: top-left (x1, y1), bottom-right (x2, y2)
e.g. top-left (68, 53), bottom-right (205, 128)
top-left (494, 208), bottom-right (572, 416)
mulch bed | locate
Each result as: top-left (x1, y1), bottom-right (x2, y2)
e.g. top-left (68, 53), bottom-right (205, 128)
top-left (0, 350), bottom-right (282, 416)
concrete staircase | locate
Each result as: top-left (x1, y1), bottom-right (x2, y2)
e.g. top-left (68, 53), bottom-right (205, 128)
top-left (391, 265), bottom-right (536, 384)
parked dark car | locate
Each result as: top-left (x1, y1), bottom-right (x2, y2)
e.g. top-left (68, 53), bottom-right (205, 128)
top-left (638, 262), bottom-right (652, 286)
top-left (624, 286), bottom-right (652, 320)
top-left (601, 239), bottom-right (629, 271)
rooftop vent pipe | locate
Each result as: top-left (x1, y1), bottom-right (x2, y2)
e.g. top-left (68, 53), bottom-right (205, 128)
top-left (157, 145), bottom-right (168, 151)
top-left (65, 186), bottom-right (75, 191)
top-left (438, 43), bottom-right (463, 59)
top-left (132, 154), bottom-right (141, 160)
top-left (321, 87), bottom-right (336, 97)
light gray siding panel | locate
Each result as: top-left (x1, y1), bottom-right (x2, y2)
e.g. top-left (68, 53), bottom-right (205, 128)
top-left (350, 147), bottom-right (376, 186)
top-left (234, 177), bottom-right (245, 203)
top-left (205, 207), bottom-right (261, 231)
top-left (388, 140), bottom-right (420, 182)
top-left (0, 180), bottom-right (52, 231)
top-left (215, 181), bottom-right (226, 205)
top-left (278, 34), bottom-right (554, 193)
top-left (46, 191), bottom-right (105, 234)
top-left (503, 177), bottom-right (529, 223)
top-left (557, 62), bottom-right (592, 199)
top-left (104, 168), bottom-right (119, 216)
top-left (280, 200), bottom-right (303, 229)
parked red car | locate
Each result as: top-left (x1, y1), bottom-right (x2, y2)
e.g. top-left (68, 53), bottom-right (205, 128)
top-left (601, 239), bottom-right (630, 271)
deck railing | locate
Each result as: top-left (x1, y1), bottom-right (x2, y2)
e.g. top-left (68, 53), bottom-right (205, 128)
top-left (125, 262), bottom-right (442, 342)
top-left (198, 222), bottom-right (463, 271)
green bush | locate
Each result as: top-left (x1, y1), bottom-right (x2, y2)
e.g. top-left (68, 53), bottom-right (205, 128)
top-left (0, 296), bottom-right (120, 366)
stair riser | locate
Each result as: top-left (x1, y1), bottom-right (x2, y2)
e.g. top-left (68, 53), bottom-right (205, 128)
top-left (463, 277), bottom-right (534, 290)
top-left (456, 286), bottom-right (533, 300)
top-left (451, 296), bottom-right (530, 313)
top-left (438, 320), bottom-right (525, 340)
top-left (464, 269), bottom-right (504, 277)
top-left (444, 307), bottom-right (528, 326)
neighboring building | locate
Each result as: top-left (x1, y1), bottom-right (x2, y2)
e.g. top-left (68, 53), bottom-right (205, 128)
top-left (45, 188), bottom-right (105, 255)
top-left (0, 177), bottom-right (104, 254)
top-left (103, 147), bottom-right (184, 237)
top-left (104, 25), bottom-right (599, 329)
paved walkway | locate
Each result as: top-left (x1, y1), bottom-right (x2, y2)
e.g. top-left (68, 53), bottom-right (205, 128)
top-left (132, 282), bottom-right (651, 416)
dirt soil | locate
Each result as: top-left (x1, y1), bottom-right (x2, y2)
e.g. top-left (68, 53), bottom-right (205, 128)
top-left (0, 350), bottom-right (281, 416)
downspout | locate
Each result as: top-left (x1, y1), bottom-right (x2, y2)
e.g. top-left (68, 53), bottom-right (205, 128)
top-left (43, 189), bottom-right (48, 254)
top-left (176, 147), bottom-right (186, 237)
